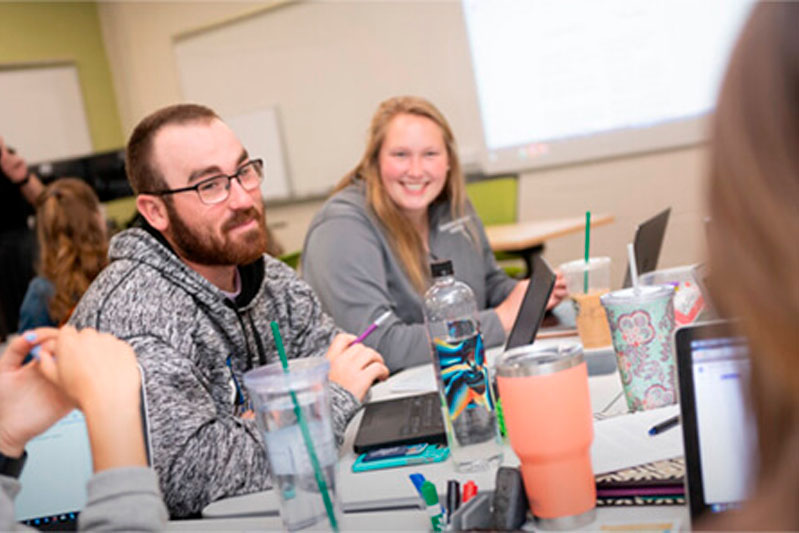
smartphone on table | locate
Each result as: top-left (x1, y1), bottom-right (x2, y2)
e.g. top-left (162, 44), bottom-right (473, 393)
top-left (351, 443), bottom-right (449, 473)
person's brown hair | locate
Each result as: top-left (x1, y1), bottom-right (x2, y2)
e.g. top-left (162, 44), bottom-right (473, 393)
top-left (126, 103), bottom-right (219, 194)
top-left (35, 178), bottom-right (108, 324)
top-left (708, 2), bottom-right (799, 528)
top-left (336, 96), bottom-right (472, 293)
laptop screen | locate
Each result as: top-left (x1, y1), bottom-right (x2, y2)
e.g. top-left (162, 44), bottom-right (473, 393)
top-left (690, 336), bottom-right (755, 511)
top-left (15, 410), bottom-right (93, 525)
top-left (678, 323), bottom-right (758, 520)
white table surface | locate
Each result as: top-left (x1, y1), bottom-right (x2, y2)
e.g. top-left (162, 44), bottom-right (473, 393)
top-left (200, 337), bottom-right (690, 530)
top-left (187, 502), bottom-right (688, 531)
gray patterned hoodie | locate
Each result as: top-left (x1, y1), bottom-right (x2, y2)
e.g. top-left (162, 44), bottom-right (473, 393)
top-left (69, 225), bottom-right (360, 517)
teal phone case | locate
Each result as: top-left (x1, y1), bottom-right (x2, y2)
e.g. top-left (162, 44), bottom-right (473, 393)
top-left (351, 444), bottom-right (450, 472)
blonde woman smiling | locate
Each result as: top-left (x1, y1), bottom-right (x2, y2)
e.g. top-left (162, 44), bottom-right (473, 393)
top-left (303, 96), bottom-right (565, 372)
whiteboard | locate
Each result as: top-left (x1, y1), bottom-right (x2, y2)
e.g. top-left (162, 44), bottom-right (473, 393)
top-left (225, 107), bottom-right (291, 201)
top-left (172, 1), bottom-right (483, 198)
top-left (462, 0), bottom-right (755, 173)
top-left (0, 64), bottom-right (93, 164)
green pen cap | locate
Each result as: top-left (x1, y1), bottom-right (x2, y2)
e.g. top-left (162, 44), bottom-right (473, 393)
top-left (421, 481), bottom-right (439, 506)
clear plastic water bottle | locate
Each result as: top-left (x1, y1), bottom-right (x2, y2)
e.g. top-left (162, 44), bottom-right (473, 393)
top-left (424, 259), bottom-right (503, 472)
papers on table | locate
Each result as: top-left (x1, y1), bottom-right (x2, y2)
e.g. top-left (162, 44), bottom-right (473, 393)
top-left (388, 366), bottom-right (437, 393)
top-left (592, 404), bottom-right (683, 475)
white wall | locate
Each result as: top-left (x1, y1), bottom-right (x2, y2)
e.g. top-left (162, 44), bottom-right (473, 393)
top-left (97, 1), bottom-right (710, 279)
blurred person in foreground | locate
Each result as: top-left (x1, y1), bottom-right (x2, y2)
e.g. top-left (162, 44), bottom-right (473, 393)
top-left (704, 2), bottom-right (799, 529)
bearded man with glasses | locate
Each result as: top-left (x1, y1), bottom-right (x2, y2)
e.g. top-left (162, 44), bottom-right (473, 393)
top-left (69, 104), bottom-right (389, 518)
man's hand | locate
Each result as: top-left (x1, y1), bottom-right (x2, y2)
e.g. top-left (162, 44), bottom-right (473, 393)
top-left (0, 328), bottom-right (73, 458)
top-left (325, 333), bottom-right (389, 401)
top-left (0, 136), bottom-right (30, 184)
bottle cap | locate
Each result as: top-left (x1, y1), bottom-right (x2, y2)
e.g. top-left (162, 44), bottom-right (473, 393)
top-left (430, 260), bottom-right (454, 278)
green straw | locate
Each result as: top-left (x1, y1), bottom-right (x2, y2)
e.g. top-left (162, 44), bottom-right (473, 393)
top-left (270, 321), bottom-right (339, 532)
top-left (583, 211), bottom-right (591, 292)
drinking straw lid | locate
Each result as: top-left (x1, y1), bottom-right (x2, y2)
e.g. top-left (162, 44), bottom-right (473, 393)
top-left (584, 211), bottom-right (591, 292)
top-left (627, 242), bottom-right (640, 294)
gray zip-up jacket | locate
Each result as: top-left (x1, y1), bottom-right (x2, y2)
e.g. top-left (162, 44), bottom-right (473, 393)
top-left (69, 226), bottom-right (359, 517)
top-left (302, 182), bottom-right (517, 372)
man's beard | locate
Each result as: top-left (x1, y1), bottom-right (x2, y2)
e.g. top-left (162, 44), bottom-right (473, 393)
top-left (164, 200), bottom-right (268, 266)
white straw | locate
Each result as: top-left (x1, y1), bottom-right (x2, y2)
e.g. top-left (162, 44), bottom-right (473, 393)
top-left (627, 243), bottom-right (640, 293)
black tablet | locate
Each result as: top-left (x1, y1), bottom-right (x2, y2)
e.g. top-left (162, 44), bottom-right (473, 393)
top-left (505, 254), bottom-right (556, 350)
top-left (675, 320), bottom-right (757, 522)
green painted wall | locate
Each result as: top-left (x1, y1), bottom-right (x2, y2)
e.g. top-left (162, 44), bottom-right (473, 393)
top-left (0, 2), bottom-right (123, 151)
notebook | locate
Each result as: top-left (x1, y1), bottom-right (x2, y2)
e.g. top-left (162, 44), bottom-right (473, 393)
top-left (622, 208), bottom-right (671, 288)
top-left (15, 365), bottom-right (152, 530)
top-left (675, 320), bottom-right (756, 522)
top-left (353, 392), bottom-right (446, 454)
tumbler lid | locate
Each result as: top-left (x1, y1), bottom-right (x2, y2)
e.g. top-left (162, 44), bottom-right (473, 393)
top-left (243, 357), bottom-right (330, 393)
top-left (496, 343), bottom-right (584, 377)
top-left (599, 284), bottom-right (673, 305)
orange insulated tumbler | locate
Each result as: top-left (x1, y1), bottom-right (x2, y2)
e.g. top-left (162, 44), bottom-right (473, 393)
top-left (496, 344), bottom-right (596, 530)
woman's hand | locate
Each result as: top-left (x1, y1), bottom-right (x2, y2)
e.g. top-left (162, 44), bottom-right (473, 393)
top-left (547, 269), bottom-right (569, 310)
top-left (36, 326), bottom-right (141, 414)
top-left (36, 326), bottom-right (147, 472)
top-left (0, 329), bottom-right (73, 458)
top-left (495, 279), bottom-right (529, 332)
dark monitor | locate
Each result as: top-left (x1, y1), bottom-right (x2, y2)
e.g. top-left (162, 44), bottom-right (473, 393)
top-left (505, 254), bottom-right (556, 349)
top-left (622, 207), bottom-right (671, 288)
top-left (32, 149), bottom-right (131, 202)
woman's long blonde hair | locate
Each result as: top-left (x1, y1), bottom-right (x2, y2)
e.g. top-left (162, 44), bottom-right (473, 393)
top-left (35, 178), bottom-right (108, 324)
top-left (708, 3), bottom-right (799, 527)
top-left (336, 96), bottom-right (470, 293)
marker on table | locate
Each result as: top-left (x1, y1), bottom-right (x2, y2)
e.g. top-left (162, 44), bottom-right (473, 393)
top-left (349, 311), bottom-right (392, 346)
top-left (446, 480), bottom-right (460, 524)
top-left (462, 480), bottom-right (478, 503)
top-left (421, 481), bottom-right (444, 532)
top-left (409, 473), bottom-right (426, 500)
top-left (648, 415), bottom-right (680, 436)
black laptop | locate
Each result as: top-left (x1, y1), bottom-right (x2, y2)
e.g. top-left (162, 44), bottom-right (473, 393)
top-left (675, 320), bottom-right (757, 522)
top-left (622, 207), bottom-right (671, 288)
top-left (353, 256), bottom-right (556, 454)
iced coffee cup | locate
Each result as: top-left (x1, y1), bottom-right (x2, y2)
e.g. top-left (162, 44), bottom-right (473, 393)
top-left (560, 257), bottom-right (613, 349)
top-left (243, 358), bottom-right (341, 531)
top-left (600, 285), bottom-right (677, 411)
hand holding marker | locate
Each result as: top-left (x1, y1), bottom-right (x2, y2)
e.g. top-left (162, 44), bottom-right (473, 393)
top-left (349, 311), bottom-right (392, 346)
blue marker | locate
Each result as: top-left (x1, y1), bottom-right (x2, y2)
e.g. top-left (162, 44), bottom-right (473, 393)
top-left (409, 473), bottom-right (426, 500)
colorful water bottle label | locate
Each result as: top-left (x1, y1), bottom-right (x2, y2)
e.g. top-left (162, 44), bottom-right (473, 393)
top-left (433, 333), bottom-right (494, 422)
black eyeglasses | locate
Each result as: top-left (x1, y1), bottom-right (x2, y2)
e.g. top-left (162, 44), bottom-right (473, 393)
top-left (142, 159), bottom-right (264, 205)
